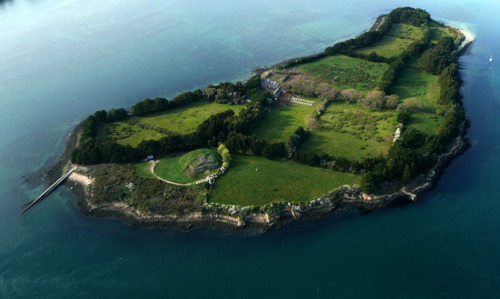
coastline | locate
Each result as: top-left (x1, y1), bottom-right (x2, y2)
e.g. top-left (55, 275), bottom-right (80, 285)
top-left (52, 16), bottom-right (472, 233)
top-left (458, 29), bottom-right (474, 49)
top-left (57, 117), bottom-right (469, 233)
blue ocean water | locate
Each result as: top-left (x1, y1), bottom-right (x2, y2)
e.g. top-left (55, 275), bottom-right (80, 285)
top-left (1, 0), bottom-right (499, 297)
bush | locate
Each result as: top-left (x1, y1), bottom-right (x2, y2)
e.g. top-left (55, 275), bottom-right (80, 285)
top-left (386, 94), bottom-right (400, 109)
top-left (340, 89), bottom-right (363, 103)
top-left (397, 97), bottom-right (424, 112)
top-left (359, 89), bottom-right (386, 110)
top-left (305, 114), bottom-right (319, 129)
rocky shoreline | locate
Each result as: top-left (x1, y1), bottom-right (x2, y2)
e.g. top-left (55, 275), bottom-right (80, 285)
top-left (50, 115), bottom-right (469, 233)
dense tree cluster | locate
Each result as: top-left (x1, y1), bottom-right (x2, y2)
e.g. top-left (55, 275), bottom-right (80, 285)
top-left (204, 81), bottom-right (246, 104)
top-left (417, 37), bottom-right (455, 74)
top-left (71, 138), bottom-right (139, 165)
top-left (225, 132), bottom-right (286, 159)
top-left (379, 57), bottom-right (406, 93)
top-left (131, 89), bottom-right (204, 116)
top-left (438, 64), bottom-right (461, 105)
top-left (387, 7), bottom-right (430, 26)
top-left (80, 108), bottom-right (128, 141)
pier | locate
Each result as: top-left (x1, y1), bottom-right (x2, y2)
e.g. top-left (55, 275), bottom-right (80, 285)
top-left (21, 167), bottom-right (76, 214)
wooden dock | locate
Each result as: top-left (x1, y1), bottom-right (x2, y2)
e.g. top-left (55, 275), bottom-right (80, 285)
top-left (21, 167), bottom-right (76, 214)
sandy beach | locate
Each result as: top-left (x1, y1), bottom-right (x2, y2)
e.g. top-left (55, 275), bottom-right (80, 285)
top-left (68, 172), bottom-right (93, 188)
top-left (458, 28), bottom-right (475, 50)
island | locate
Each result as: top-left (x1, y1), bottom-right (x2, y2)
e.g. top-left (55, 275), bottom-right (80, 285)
top-left (57, 7), bottom-right (472, 232)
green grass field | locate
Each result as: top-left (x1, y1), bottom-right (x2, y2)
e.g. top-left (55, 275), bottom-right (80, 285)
top-left (406, 112), bottom-right (445, 135)
top-left (296, 55), bottom-right (388, 92)
top-left (154, 149), bottom-right (221, 184)
top-left (357, 24), bottom-right (423, 58)
top-left (300, 102), bottom-right (397, 160)
top-left (97, 121), bottom-right (166, 147)
top-left (97, 100), bottom-right (243, 147)
top-left (134, 162), bottom-right (156, 179)
top-left (391, 67), bottom-right (440, 111)
top-left (251, 102), bottom-right (316, 143)
top-left (390, 23), bottom-right (424, 40)
top-left (135, 100), bottom-right (243, 134)
top-left (210, 155), bottom-right (360, 205)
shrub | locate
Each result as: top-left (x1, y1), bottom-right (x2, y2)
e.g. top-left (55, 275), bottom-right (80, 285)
top-left (305, 114), bottom-right (319, 129)
top-left (340, 89), bottom-right (363, 103)
top-left (397, 97), bottom-right (424, 112)
top-left (386, 94), bottom-right (400, 109)
top-left (359, 89), bottom-right (386, 110)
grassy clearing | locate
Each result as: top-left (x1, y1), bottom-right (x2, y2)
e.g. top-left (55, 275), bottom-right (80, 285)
top-left (390, 23), bottom-right (424, 40)
top-left (97, 100), bottom-right (243, 147)
top-left (134, 162), bottom-right (156, 179)
top-left (210, 155), bottom-right (360, 205)
top-left (251, 103), bottom-right (316, 143)
top-left (357, 24), bottom-right (423, 58)
top-left (406, 112), bottom-right (445, 135)
top-left (300, 102), bottom-right (397, 161)
top-left (391, 66), bottom-right (440, 111)
top-left (154, 149), bottom-right (221, 184)
top-left (429, 21), bottom-right (463, 46)
top-left (296, 55), bottom-right (388, 92)
top-left (135, 100), bottom-right (243, 134)
top-left (97, 121), bottom-right (166, 147)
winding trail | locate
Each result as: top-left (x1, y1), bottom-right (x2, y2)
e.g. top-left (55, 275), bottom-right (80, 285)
top-left (148, 161), bottom-right (208, 186)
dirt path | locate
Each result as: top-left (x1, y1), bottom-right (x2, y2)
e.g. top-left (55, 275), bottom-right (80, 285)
top-left (148, 161), bottom-right (208, 186)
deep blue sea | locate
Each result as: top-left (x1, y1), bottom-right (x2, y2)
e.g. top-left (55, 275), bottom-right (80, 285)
top-left (1, 0), bottom-right (499, 297)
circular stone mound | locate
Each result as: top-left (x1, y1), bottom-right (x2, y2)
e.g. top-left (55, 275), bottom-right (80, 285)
top-left (154, 148), bottom-right (222, 184)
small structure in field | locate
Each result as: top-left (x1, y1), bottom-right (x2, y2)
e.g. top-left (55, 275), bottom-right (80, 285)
top-left (146, 155), bottom-right (154, 162)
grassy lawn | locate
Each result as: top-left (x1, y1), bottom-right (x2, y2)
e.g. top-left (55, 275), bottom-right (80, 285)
top-left (97, 121), bottom-right (166, 147)
top-left (97, 100), bottom-right (243, 147)
top-left (357, 24), bottom-right (423, 58)
top-left (251, 103), bottom-right (316, 143)
top-left (135, 100), bottom-right (243, 134)
top-left (154, 149), bottom-right (221, 184)
top-left (391, 66), bottom-right (441, 111)
top-left (210, 155), bottom-right (360, 205)
top-left (134, 162), bottom-right (156, 179)
top-left (296, 55), bottom-right (388, 92)
top-left (406, 112), bottom-right (445, 135)
top-left (300, 102), bottom-right (397, 161)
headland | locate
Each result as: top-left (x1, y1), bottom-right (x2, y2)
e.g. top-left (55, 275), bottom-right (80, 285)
top-left (50, 7), bottom-right (472, 232)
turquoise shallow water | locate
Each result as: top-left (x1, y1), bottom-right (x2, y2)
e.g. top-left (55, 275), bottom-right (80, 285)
top-left (1, 0), bottom-right (500, 297)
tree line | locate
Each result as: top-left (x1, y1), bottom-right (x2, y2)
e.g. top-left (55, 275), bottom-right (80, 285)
top-left (72, 78), bottom-right (273, 165)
